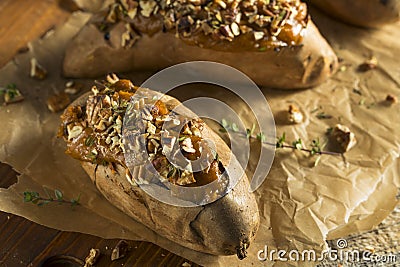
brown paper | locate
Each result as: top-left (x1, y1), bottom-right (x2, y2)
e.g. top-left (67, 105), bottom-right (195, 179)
top-left (0, 8), bottom-right (399, 267)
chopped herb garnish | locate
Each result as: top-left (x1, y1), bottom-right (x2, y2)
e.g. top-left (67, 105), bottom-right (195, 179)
top-left (85, 136), bottom-right (96, 147)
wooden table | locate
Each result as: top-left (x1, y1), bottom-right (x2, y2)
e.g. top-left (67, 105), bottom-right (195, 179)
top-left (0, 1), bottom-right (197, 266)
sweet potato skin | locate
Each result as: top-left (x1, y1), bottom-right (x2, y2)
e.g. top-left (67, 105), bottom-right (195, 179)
top-left (70, 91), bottom-right (260, 257)
top-left (63, 20), bottom-right (338, 89)
top-left (308, 0), bottom-right (400, 28)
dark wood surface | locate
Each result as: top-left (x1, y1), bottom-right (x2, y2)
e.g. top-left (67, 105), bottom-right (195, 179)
top-left (0, 1), bottom-right (198, 266)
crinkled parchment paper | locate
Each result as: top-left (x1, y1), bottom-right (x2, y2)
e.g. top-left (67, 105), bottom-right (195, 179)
top-left (0, 9), bottom-right (399, 267)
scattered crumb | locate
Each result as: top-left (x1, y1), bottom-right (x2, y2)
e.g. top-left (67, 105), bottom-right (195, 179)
top-left (385, 94), bottom-right (398, 105)
top-left (46, 92), bottom-right (70, 112)
top-left (64, 81), bottom-right (83, 95)
top-left (2, 85), bottom-right (24, 105)
top-left (358, 56), bottom-right (378, 72)
top-left (287, 104), bottom-right (303, 124)
top-left (84, 248), bottom-right (100, 267)
top-left (330, 124), bottom-right (356, 152)
top-left (30, 58), bottom-right (47, 80)
top-left (111, 240), bottom-right (129, 261)
top-left (182, 262), bottom-right (191, 267)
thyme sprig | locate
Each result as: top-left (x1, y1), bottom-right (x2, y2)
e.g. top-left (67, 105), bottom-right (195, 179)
top-left (220, 119), bottom-right (342, 158)
top-left (23, 189), bottom-right (81, 207)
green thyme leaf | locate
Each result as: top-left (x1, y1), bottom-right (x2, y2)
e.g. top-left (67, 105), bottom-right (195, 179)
top-left (276, 132), bottom-right (286, 148)
top-left (246, 123), bottom-right (256, 138)
top-left (221, 119), bottom-right (229, 128)
top-left (231, 123), bottom-right (239, 132)
top-left (292, 139), bottom-right (303, 150)
top-left (256, 132), bottom-right (266, 142)
top-left (54, 189), bottom-right (63, 201)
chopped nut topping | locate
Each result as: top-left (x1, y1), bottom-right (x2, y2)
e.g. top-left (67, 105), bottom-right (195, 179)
top-left (30, 58), bottom-right (47, 80)
top-left (103, 0), bottom-right (307, 49)
top-left (139, 0), bottom-right (157, 17)
top-left (181, 137), bottom-right (196, 153)
top-left (330, 124), bottom-right (356, 153)
top-left (175, 169), bottom-right (196, 185)
top-left (287, 104), bottom-right (303, 124)
top-left (60, 74), bottom-right (223, 188)
top-left (67, 124), bottom-right (83, 141)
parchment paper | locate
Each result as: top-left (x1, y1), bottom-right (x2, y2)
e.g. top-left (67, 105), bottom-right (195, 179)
top-left (0, 8), bottom-right (399, 267)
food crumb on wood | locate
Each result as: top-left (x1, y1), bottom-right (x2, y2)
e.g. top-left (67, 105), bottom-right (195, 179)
top-left (358, 56), bottom-right (378, 72)
top-left (30, 58), bottom-right (47, 80)
top-left (111, 240), bottom-right (129, 261)
top-left (330, 124), bottom-right (356, 152)
top-left (287, 104), bottom-right (303, 124)
top-left (47, 92), bottom-right (70, 112)
top-left (182, 262), bottom-right (191, 267)
top-left (84, 248), bottom-right (100, 267)
top-left (385, 94), bottom-right (398, 105)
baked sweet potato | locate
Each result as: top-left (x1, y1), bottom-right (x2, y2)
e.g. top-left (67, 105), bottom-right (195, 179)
top-left (63, 0), bottom-right (338, 89)
top-left (59, 75), bottom-right (260, 258)
top-left (308, 0), bottom-right (400, 28)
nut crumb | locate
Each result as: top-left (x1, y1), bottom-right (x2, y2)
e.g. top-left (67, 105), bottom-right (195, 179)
top-left (30, 58), bottom-right (47, 80)
top-left (287, 104), bottom-right (303, 124)
top-left (385, 94), bottom-right (397, 105)
top-left (84, 248), bottom-right (100, 267)
top-left (2, 86), bottom-right (24, 105)
top-left (330, 124), bottom-right (356, 152)
top-left (358, 56), bottom-right (378, 72)
top-left (64, 81), bottom-right (83, 95)
top-left (47, 92), bottom-right (71, 112)
top-left (111, 240), bottom-right (129, 261)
